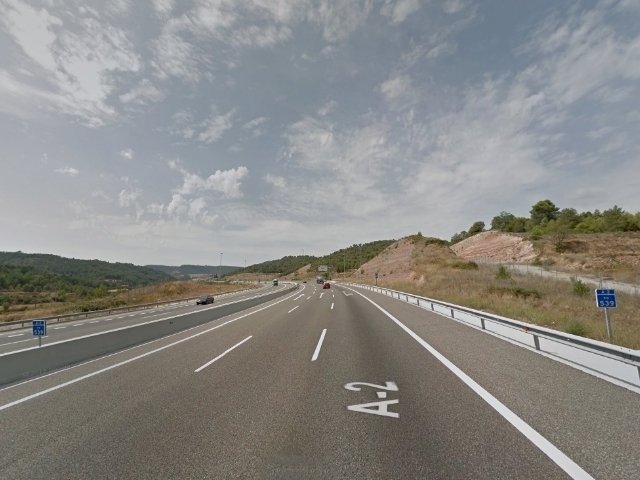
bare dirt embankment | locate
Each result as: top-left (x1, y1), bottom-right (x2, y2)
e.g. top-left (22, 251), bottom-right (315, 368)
top-left (347, 235), bottom-right (640, 349)
top-left (451, 231), bottom-right (640, 283)
top-left (345, 237), bottom-right (457, 282)
top-left (450, 231), bottom-right (536, 262)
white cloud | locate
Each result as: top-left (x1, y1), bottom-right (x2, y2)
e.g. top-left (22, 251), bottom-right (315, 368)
top-left (243, 117), bottom-right (267, 129)
top-left (152, 0), bottom-right (175, 17)
top-left (283, 116), bottom-right (398, 214)
top-left (188, 197), bottom-right (207, 219)
top-left (119, 148), bottom-right (134, 159)
top-left (56, 166), bottom-right (79, 176)
top-left (381, 0), bottom-right (421, 24)
top-left (380, 74), bottom-right (413, 104)
top-left (147, 203), bottom-right (165, 214)
top-left (0, 2), bottom-right (141, 126)
top-left (426, 41), bottom-right (457, 58)
top-left (150, 31), bottom-right (202, 83)
top-left (317, 100), bottom-right (337, 116)
top-left (169, 161), bottom-right (249, 198)
top-left (166, 193), bottom-right (187, 216)
top-left (311, 0), bottom-right (374, 42)
top-left (443, 0), bottom-right (466, 14)
top-left (118, 189), bottom-right (140, 207)
top-left (264, 174), bottom-right (286, 188)
top-left (119, 79), bottom-right (166, 105)
top-left (198, 108), bottom-right (236, 143)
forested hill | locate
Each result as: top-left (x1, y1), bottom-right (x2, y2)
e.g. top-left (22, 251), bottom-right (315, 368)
top-left (239, 256), bottom-right (318, 276)
top-left (0, 251), bottom-right (172, 288)
top-left (146, 265), bottom-right (240, 276)
top-left (232, 239), bottom-right (396, 276)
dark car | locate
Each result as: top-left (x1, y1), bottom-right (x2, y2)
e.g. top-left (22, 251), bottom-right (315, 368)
top-left (303, 281), bottom-right (307, 283)
top-left (323, 282), bottom-right (330, 289)
top-left (196, 295), bottom-right (214, 305)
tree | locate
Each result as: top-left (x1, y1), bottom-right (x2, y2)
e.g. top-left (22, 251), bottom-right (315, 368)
top-left (491, 212), bottom-right (515, 231)
top-left (450, 231), bottom-right (468, 244)
top-left (557, 208), bottom-right (580, 228)
top-left (547, 220), bottom-right (571, 252)
top-left (468, 221), bottom-right (485, 235)
top-left (530, 200), bottom-right (559, 225)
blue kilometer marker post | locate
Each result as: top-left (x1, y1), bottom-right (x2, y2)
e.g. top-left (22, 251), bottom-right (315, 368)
top-left (595, 289), bottom-right (616, 342)
top-left (32, 320), bottom-right (47, 347)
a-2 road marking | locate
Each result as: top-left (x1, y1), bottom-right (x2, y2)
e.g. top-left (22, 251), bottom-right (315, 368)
top-left (344, 381), bottom-right (399, 418)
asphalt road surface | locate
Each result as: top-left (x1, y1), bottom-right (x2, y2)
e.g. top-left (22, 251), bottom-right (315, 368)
top-left (1, 282), bottom-right (638, 479)
top-left (0, 283), bottom-right (271, 355)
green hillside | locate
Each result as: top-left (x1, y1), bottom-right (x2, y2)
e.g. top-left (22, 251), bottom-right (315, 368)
top-left (230, 240), bottom-right (396, 277)
top-left (0, 251), bottom-right (172, 290)
top-left (239, 256), bottom-right (317, 276)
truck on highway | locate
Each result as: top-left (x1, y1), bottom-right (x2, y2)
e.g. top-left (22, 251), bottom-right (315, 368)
top-left (316, 276), bottom-right (324, 284)
top-left (273, 279), bottom-right (278, 286)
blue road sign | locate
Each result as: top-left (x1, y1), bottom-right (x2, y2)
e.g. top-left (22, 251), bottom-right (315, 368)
top-left (595, 289), bottom-right (617, 308)
top-left (32, 320), bottom-right (46, 336)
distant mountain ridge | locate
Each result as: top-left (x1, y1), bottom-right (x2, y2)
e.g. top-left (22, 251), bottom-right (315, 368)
top-left (231, 240), bottom-right (396, 276)
top-left (146, 265), bottom-right (240, 276)
top-left (0, 251), bottom-right (173, 288)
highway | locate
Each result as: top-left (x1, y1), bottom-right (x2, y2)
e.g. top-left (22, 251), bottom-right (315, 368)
top-left (0, 283), bottom-right (270, 355)
top-left (1, 282), bottom-right (639, 479)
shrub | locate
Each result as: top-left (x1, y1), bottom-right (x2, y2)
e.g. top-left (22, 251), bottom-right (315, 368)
top-left (487, 286), bottom-right (541, 299)
top-left (2, 301), bottom-right (9, 313)
top-left (451, 261), bottom-right (479, 270)
top-left (571, 278), bottom-right (590, 296)
top-left (532, 258), bottom-right (542, 266)
top-left (424, 237), bottom-right (449, 246)
top-left (409, 232), bottom-right (423, 243)
top-left (495, 266), bottom-right (511, 279)
top-left (565, 321), bottom-right (588, 337)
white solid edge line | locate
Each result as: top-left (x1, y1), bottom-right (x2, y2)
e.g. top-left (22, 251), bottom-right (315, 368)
top-left (0, 288), bottom-right (299, 412)
top-left (311, 329), bottom-right (327, 362)
top-left (344, 286), bottom-right (594, 480)
top-left (195, 336), bottom-right (252, 372)
top-left (288, 306), bottom-right (299, 313)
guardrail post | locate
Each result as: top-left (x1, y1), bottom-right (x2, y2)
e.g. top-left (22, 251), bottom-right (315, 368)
top-left (480, 318), bottom-right (485, 330)
top-left (417, 299), bottom-right (420, 306)
top-left (406, 295), bottom-right (409, 302)
top-left (451, 309), bottom-right (455, 318)
top-left (431, 303), bottom-right (434, 310)
top-left (533, 335), bottom-right (541, 351)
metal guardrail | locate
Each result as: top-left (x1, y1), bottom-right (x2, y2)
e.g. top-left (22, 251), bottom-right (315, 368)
top-left (0, 285), bottom-right (259, 332)
top-left (343, 282), bottom-right (640, 387)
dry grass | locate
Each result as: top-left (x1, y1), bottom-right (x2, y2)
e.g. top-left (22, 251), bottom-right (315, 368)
top-left (0, 281), bottom-right (256, 323)
top-left (360, 243), bottom-right (640, 349)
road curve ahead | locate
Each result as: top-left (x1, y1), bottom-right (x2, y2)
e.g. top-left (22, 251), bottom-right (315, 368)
top-left (1, 282), bottom-right (638, 479)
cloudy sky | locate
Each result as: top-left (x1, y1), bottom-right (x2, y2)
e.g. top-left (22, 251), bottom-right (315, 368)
top-left (1, 0), bottom-right (639, 266)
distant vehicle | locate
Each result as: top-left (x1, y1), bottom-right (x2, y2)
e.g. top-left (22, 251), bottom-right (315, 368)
top-left (316, 277), bottom-right (324, 284)
top-left (273, 279), bottom-right (279, 286)
top-left (303, 280), bottom-right (307, 283)
top-left (323, 282), bottom-right (331, 289)
top-left (196, 295), bottom-right (214, 305)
